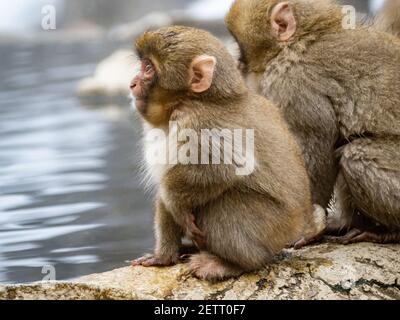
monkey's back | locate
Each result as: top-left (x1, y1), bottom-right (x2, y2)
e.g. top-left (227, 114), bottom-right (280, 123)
top-left (301, 29), bottom-right (400, 138)
top-left (244, 94), bottom-right (312, 208)
top-left (162, 91), bottom-right (315, 269)
top-left (181, 93), bottom-right (312, 211)
top-left (191, 94), bottom-right (313, 263)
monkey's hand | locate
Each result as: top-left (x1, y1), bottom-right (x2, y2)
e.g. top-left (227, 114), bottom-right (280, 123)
top-left (186, 214), bottom-right (207, 250)
top-left (132, 253), bottom-right (180, 267)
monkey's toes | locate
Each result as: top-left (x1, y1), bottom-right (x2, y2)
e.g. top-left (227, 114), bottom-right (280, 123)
top-left (131, 254), bottom-right (153, 266)
top-left (291, 230), bottom-right (326, 249)
top-left (141, 258), bottom-right (171, 267)
top-left (325, 228), bottom-right (400, 245)
top-left (187, 252), bottom-right (242, 282)
top-left (325, 228), bottom-right (364, 245)
top-left (132, 254), bottom-right (178, 267)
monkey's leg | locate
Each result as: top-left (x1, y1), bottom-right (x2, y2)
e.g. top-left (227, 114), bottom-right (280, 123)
top-left (325, 172), bottom-right (358, 235)
top-left (187, 252), bottom-right (243, 281)
top-left (292, 205), bottom-right (327, 249)
top-left (132, 199), bottom-right (184, 267)
top-left (327, 138), bottom-right (400, 244)
top-left (326, 228), bottom-right (400, 244)
top-left (188, 192), bottom-right (287, 281)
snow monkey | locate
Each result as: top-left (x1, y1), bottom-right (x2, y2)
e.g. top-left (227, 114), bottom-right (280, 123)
top-left (226, 0), bottom-right (400, 244)
top-left (130, 26), bottom-right (319, 281)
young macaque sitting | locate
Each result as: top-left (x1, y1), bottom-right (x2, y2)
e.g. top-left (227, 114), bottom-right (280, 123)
top-left (130, 26), bottom-right (320, 281)
top-left (226, 0), bottom-right (400, 245)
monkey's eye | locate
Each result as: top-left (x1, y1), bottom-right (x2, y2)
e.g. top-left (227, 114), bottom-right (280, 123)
top-left (145, 64), bottom-right (153, 73)
top-left (143, 60), bottom-right (154, 75)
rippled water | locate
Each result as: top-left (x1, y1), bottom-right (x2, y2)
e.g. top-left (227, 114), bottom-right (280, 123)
top-left (0, 39), bottom-right (154, 283)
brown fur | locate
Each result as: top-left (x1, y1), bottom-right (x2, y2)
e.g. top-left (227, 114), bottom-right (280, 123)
top-left (374, 0), bottom-right (400, 38)
top-left (226, 0), bottom-right (400, 239)
top-left (131, 26), bottom-right (314, 280)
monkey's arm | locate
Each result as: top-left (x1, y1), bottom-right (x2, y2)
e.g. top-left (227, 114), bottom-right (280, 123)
top-left (161, 164), bottom-right (239, 228)
top-left (154, 197), bottom-right (184, 261)
top-left (133, 197), bottom-right (184, 266)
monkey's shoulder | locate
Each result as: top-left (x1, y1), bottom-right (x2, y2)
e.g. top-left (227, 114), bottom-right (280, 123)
top-left (308, 30), bottom-right (400, 66)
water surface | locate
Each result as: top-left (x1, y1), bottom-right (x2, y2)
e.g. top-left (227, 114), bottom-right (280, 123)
top-left (0, 39), bottom-right (154, 284)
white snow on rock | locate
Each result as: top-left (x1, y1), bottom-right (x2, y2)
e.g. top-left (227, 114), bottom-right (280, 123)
top-left (186, 0), bottom-right (235, 20)
top-left (77, 50), bottom-right (138, 99)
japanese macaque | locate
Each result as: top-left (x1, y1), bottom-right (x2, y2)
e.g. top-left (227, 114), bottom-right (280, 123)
top-left (130, 26), bottom-right (318, 281)
top-left (374, 0), bottom-right (400, 37)
top-left (226, 0), bottom-right (400, 244)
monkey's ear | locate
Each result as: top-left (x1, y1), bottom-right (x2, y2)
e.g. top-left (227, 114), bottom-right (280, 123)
top-left (189, 55), bottom-right (217, 93)
top-left (270, 2), bottom-right (297, 42)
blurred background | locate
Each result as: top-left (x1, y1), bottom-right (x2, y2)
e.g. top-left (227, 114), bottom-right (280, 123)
top-left (0, 0), bottom-right (384, 283)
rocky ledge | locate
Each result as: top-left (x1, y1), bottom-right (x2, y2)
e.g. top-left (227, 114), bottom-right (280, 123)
top-left (1, 243), bottom-right (399, 300)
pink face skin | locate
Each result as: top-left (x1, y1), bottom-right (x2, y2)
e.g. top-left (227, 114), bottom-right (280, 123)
top-left (130, 59), bottom-right (156, 113)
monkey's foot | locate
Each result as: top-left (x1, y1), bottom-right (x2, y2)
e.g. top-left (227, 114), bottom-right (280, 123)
top-left (186, 214), bottom-right (206, 250)
top-left (131, 254), bottom-right (178, 267)
top-left (292, 230), bottom-right (326, 249)
top-left (290, 205), bottom-right (327, 249)
top-left (187, 252), bottom-right (243, 282)
top-left (325, 228), bottom-right (400, 245)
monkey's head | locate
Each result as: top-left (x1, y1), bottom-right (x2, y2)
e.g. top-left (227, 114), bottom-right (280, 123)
top-left (131, 26), bottom-right (246, 126)
top-left (225, 0), bottom-right (342, 73)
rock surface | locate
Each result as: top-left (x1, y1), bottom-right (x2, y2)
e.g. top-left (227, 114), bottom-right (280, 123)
top-left (1, 243), bottom-right (399, 300)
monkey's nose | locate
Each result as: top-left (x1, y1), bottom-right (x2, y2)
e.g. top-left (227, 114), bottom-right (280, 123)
top-left (130, 82), bottom-right (136, 89)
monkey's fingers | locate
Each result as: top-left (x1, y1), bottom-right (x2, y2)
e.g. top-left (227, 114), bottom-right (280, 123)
top-left (187, 214), bottom-right (206, 249)
top-left (190, 222), bottom-right (205, 238)
top-left (131, 254), bottom-right (154, 266)
top-left (188, 223), bottom-right (207, 249)
top-left (132, 255), bottom-right (177, 267)
top-left (193, 237), bottom-right (207, 250)
top-left (141, 257), bottom-right (173, 267)
top-left (188, 215), bottom-right (205, 236)
top-left (186, 218), bottom-right (205, 239)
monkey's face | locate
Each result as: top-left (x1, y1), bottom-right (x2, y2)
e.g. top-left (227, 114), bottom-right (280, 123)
top-left (130, 55), bottom-right (175, 126)
top-left (131, 26), bottom-right (247, 127)
top-left (130, 58), bottom-right (156, 114)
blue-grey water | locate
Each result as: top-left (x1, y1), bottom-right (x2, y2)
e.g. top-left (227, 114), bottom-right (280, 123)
top-left (0, 39), bottom-right (154, 284)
